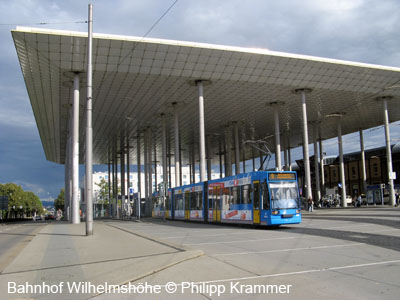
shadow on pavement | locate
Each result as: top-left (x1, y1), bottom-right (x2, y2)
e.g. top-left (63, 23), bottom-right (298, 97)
top-left (0, 250), bottom-right (179, 276)
top-left (284, 226), bottom-right (400, 252)
top-left (301, 215), bottom-right (400, 230)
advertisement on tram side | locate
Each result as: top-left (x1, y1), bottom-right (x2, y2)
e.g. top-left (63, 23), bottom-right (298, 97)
top-left (174, 210), bottom-right (185, 218)
top-left (190, 210), bottom-right (203, 219)
top-left (221, 210), bottom-right (252, 221)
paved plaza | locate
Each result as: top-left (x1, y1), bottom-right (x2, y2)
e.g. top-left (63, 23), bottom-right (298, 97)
top-left (1, 207), bottom-right (399, 299)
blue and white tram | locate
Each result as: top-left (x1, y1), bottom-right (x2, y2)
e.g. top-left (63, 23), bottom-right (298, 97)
top-left (207, 171), bottom-right (301, 225)
top-left (153, 171), bottom-right (301, 227)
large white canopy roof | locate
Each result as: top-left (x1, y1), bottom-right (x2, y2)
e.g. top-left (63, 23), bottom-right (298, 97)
top-left (12, 27), bottom-right (400, 166)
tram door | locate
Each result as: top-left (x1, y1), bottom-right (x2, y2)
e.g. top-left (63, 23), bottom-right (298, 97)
top-left (184, 191), bottom-right (190, 220)
top-left (253, 181), bottom-right (260, 224)
top-left (213, 187), bottom-right (221, 222)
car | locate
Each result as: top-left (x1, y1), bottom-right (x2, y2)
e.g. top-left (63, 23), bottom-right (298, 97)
top-left (45, 214), bottom-right (55, 220)
top-left (35, 215), bottom-right (42, 221)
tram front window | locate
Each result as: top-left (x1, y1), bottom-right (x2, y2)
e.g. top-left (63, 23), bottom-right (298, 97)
top-left (269, 181), bottom-right (299, 209)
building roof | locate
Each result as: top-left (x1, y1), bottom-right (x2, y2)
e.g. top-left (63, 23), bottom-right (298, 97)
top-left (11, 27), bottom-right (400, 166)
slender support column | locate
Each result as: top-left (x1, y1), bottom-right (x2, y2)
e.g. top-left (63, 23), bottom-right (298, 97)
top-left (120, 137), bottom-right (126, 217)
top-left (223, 139), bottom-right (228, 175)
top-left (259, 151), bottom-right (263, 170)
top-left (154, 143), bottom-right (157, 192)
top-left (64, 147), bottom-right (69, 220)
top-left (338, 119), bottom-right (347, 207)
top-left (297, 89), bottom-right (312, 200)
top-left (144, 131), bottom-right (148, 212)
top-left (111, 148), bottom-right (115, 217)
top-left (173, 103), bottom-right (180, 187)
top-left (137, 135), bottom-right (141, 218)
top-left (359, 129), bottom-right (367, 194)
top-left (319, 139), bottom-right (325, 196)
top-left (382, 97), bottom-right (396, 206)
top-left (242, 147), bottom-right (246, 173)
top-left (148, 129), bottom-right (153, 198)
top-left (283, 133), bottom-right (288, 170)
top-left (71, 74), bottom-right (80, 224)
top-left (313, 125), bottom-right (321, 202)
top-left (64, 128), bottom-right (70, 221)
top-left (168, 139), bottom-right (172, 188)
top-left (197, 81), bottom-right (207, 182)
top-left (191, 143), bottom-right (196, 183)
top-left (114, 148), bottom-right (118, 218)
top-left (146, 129), bottom-right (152, 217)
top-left (107, 150), bottom-right (111, 217)
top-left (288, 137), bottom-right (292, 171)
top-left (85, 3), bottom-right (93, 235)
top-left (189, 163), bottom-right (193, 184)
top-left (68, 123), bottom-right (72, 221)
top-left (273, 105), bottom-right (282, 171)
top-left (127, 138), bottom-right (130, 215)
top-left (162, 115), bottom-right (168, 221)
top-left (225, 126), bottom-right (232, 176)
top-left (189, 145), bottom-right (193, 184)
top-left (179, 140), bottom-right (182, 186)
top-left (219, 139), bottom-right (223, 178)
top-left (234, 122), bottom-right (240, 175)
top-left (207, 135), bottom-right (212, 180)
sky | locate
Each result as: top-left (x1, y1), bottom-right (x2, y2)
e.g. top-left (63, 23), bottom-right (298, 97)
top-left (1, 0), bottom-right (400, 201)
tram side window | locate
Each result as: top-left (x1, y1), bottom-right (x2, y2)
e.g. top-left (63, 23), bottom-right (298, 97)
top-left (222, 187), bottom-right (230, 210)
top-left (190, 192), bottom-right (195, 210)
top-left (185, 191), bottom-right (190, 210)
top-left (241, 184), bottom-right (251, 205)
top-left (190, 191), bottom-right (203, 210)
top-left (198, 191), bottom-right (203, 210)
top-left (262, 182), bottom-right (270, 210)
top-left (232, 186), bottom-right (239, 205)
top-left (175, 194), bottom-right (183, 210)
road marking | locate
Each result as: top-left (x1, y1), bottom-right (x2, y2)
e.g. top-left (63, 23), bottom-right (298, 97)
top-left (159, 259), bottom-right (400, 287)
top-left (161, 231), bottom-right (251, 239)
top-left (211, 243), bottom-right (365, 256)
top-left (367, 228), bottom-right (400, 234)
top-left (321, 224), bottom-right (371, 230)
top-left (183, 236), bottom-right (298, 246)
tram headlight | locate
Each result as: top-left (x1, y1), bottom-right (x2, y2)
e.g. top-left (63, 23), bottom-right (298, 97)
top-left (272, 210), bottom-right (279, 215)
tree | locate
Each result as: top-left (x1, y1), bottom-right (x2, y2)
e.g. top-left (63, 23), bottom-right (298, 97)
top-left (54, 188), bottom-right (65, 211)
top-left (0, 183), bottom-right (43, 218)
top-left (95, 178), bottom-right (109, 204)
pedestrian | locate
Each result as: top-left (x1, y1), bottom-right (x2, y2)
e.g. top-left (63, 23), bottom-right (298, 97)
top-left (308, 197), bottom-right (313, 212)
top-left (56, 208), bottom-right (62, 221)
top-left (357, 195), bottom-right (362, 207)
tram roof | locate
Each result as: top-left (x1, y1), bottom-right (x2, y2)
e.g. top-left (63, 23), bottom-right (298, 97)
top-left (11, 26), bottom-right (400, 165)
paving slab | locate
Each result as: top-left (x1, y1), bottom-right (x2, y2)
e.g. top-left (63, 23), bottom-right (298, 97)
top-left (0, 221), bottom-right (202, 300)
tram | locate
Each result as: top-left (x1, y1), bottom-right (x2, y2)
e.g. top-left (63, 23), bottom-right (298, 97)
top-left (151, 188), bottom-right (173, 219)
top-left (152, 171), bottom-right (301, 226)
top-left (173, 182), bottom-right (205, 221)
top-left (151, 191), bottom-right (164, 218)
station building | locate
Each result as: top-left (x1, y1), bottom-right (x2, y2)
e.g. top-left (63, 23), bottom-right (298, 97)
top-left (296, 143), bottom-right (400, 199)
